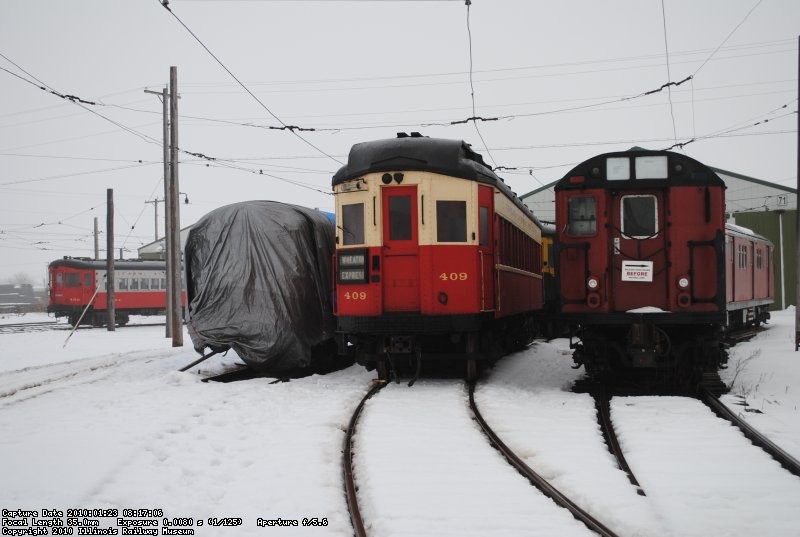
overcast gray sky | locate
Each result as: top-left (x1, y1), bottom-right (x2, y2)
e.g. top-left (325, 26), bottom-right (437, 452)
top-left (1, 0), bottom-right (797, 283)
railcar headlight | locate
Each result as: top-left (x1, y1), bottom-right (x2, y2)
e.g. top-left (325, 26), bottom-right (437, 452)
top-left (678, 276), bottom-right (690, 289)
top-left (587, 276), bottom-right (600, 290)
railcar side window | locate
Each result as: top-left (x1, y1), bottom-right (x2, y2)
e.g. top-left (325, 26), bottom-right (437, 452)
top-left (65, 273), bottom-right (80, 287)
top-left (567, 196), bottom-right (596, 236)
top-left (738, 244), bottom-right (748, 269)
top-left (151, 278), bottom-right (160, 289)
top-left (436, 201), bottom-right (467, 243)
top-left (388, 196), bottom-right (412, 241)
top-left (140, 278), bottom-right (149, 290)
top-left (119, 278), bottom-right (129, 291)
top-left (756, 248), bottom-right (763, 270)
top-left (621, 195), bottom-right (657, 238)
top-left (341, 203), bottom-right (365, 245)
top-left (161, 278), bottom-right (167, 290)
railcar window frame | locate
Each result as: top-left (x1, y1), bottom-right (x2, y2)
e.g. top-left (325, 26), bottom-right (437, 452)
top-left (620, 195), bottom-right (658, 239)
top-left (566, 196), bottom-right (597, 236)
top-left (341, 202), bottom-right (365, 246)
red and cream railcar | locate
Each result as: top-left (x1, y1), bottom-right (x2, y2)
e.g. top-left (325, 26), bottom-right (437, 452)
top-left (332, 134), bottom-right (543, 379)
top-left (555, 149), bottom-right (730, 386)
top-left (725, 224), bottom-right (774, 329)
top-left (47, 257), bottom-right (184, 326)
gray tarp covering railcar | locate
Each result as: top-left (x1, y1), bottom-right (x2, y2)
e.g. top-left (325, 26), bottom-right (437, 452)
top-left (185, 201), bottom-right (337, 376)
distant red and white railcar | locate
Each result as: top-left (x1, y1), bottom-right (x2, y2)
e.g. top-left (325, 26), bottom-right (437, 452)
top-left (332, 134), bottom-right (544, 380)
top-left (47, 257), bottom-right (185, 326)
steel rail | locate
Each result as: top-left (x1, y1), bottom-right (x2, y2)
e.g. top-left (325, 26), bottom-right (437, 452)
top-left (343, 381), bottom-right (385, 537)
top-left (701, 387), bottom-right (800, 478)
top-left (594, 393), bottom-right (646, 496)
top-left (468, 380), bottom-right (622, 537)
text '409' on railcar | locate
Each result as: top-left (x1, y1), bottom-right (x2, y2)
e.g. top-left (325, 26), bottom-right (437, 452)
top-left (332, 134), bottom-right (545, 381)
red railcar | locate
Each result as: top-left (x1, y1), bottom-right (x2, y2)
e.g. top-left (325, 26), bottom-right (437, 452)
top-left (554, 149), bottom-right (773, 388)
top-left (47, 257), bottom-right (185, 326)
top-left (725, 224), bottom-right (774, 329)
top-left (332, 134), bottom-right (544, 380)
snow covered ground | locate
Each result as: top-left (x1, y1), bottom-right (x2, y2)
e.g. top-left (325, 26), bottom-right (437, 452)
top-left (0, 309), bottom-right (799, 536)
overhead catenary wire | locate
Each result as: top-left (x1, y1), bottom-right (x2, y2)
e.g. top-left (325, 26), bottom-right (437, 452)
top-left (660, 0), bottom-right (679, 148)
top-left (157, 0), bottom-right (343, 165)
top-left (462, 0), bottom-right (497, 168)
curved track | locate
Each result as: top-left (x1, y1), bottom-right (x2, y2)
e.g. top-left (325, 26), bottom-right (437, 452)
top-left (343, 381), bottom-right (386, 537)
top-left (468, 380), bottom-right (622, 537)
top-left (701, 387), bottom-right (800, 478)
top-left (593, 392), bottom-right (646, 496)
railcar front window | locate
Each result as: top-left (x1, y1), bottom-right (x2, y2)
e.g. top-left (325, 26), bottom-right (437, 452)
top-left (607, 157), bottom-right (630, 180)
top-left (83, 274), bottom-right (92, 286)
top-left (567, 196), bottom-right (596, 236)
top-left (635, 156), bottom-right (668, 179)
top-left (56, 273), bottom-right (63, 288)
top-left (437, 200), bottom-right (467, 243)
top-left (341, 203), bottom-right (365, 245)
top-left (65, 273), bottom-right (80, 288)
top-left (389, 196), bottom-right (412, 241)
top-left (622, 195), bottom-right (657, 238)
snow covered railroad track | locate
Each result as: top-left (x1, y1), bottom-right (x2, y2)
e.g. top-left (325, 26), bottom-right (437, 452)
top-left (0, 352), bottom-right (154, 405)
top-left (593, 393), bottom-right (645, 497)
top-left (343, 379), bottom-right (600, 537)
top-left (0, 321), bottom-right (62, 334)
top-left (468, 380), bottom-right (621, 537)
top-left (701, 388), bottom-right (800, 478)
top-left (343, 381), bottom-right (385, 537)
top-left (610, 395), bottom-right (800, 536)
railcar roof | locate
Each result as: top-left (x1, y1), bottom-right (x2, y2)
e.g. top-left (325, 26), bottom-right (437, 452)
top-left (725, 223), bottom-right (773, 244)
top-left (555, 149), bottom-right (725, 190)
top-left (332, 134), bottom-right (536, 220)
top-left (48, 257), bottom-right (167, 271)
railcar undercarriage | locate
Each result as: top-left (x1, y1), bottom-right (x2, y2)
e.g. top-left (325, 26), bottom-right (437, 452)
top-left (570, 321), bottom-right (728, 393)
top-left (337, 312), bottom-right (537, 384)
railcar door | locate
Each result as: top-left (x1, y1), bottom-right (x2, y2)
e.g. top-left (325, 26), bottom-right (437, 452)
top-left (381, 186), bottom-right (420, 311)
top-left (478, 185), bottom-right (495, 311)
top-left (610, 191), bottom-right (668, 310)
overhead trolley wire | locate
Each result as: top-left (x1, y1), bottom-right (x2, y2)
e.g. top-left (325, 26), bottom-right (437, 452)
top-left (157, 0), bottom-right (343, 165)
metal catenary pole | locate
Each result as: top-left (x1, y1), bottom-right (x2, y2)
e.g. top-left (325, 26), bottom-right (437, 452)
top-left (795, 35), bottom-right (799, 351)
top-left (169, 66), bottom-right (183, 347)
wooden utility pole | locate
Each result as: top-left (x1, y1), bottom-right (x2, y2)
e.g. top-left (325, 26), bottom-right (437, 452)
top-left (169, 66), bottom-right (183, 347)
top-left (106, 189), bottom-right (115, 331)
top-left (145, 86), bottom-right (173, 338)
